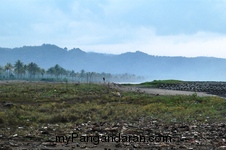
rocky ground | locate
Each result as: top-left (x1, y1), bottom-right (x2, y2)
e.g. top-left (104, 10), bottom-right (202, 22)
top-left (157, 81), bottom-right (226, 97)
top-left (0, 81), bottom-right (225, 149)
top-left (118, 86), bottom-right (214, 97)
top-left (0, 115), bottom-right (225, 149)
top-left (0, 118), bottom-right (226, 150)
top-left (117, 81), bottom-right (226, 98)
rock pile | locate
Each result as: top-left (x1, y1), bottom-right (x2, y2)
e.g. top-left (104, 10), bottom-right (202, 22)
top-left (0, 118), bottom-right (225, 149)
top-left (158, 82), bottom-right (226, 96)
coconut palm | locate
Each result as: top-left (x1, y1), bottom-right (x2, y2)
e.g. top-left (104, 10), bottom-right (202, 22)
top-left (14, 60), bottom-right (24, 79)
top-left (27, 62), bottom-right (40, 79)
top-left (0, 65), bottom-right (3, 78)
top-left (40, 68), bottom-right (45, 79)
top-left (47, 67), bottom-right (55, 78)
top-left (53, 64), bottom-right (61, 79)
top-left (46, 64), bottom-right (66, 79)
top-left (80, 69), bottom-right (85, 82)
top-left (4, 63), bottom-right (13, 79)
top-left (69, 70), bottom-right (75, 81)
top-left (85, 72), bottom-right (94, 83)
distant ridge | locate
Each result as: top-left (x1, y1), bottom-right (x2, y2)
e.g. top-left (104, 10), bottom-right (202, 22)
top-left (1, 44), bottom-right (226, 81)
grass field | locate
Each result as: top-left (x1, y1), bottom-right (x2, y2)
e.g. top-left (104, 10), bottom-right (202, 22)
top-left (122, 79), bottom-right (185, 88)
top-left (0, 81), bottom-right (225, 129)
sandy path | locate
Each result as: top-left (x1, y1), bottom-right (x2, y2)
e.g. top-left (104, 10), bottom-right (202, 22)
top-left (118, 86), bottom-right (216, 97)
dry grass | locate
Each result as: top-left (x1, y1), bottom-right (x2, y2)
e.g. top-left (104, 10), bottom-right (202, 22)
top-left (0, 82), bottom-right (225, 129)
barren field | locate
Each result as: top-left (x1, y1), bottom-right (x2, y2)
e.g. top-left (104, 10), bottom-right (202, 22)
top-left (0, 81), bottom-right (225, 149)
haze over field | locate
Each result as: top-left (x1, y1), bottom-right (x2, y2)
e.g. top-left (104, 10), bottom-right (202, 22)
top-left (1, 0), bottom-right (226, 58)
top-left (1, 2), bottom-right (226, 150)
top-left (1, 44), bottom-right (226, 81)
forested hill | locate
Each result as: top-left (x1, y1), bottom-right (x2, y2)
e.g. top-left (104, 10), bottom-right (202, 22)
top-left (1, 44), bottom-right (226, 81)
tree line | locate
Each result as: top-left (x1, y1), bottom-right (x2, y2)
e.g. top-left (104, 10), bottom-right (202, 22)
top-left (0, 60), bottom-right (144, 83)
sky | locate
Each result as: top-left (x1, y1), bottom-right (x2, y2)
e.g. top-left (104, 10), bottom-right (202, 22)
top-left (1, 0), bottom-right (226, 58)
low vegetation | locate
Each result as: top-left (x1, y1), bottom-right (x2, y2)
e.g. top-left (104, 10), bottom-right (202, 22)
top-left (0, 82), bottom-right (225, 130)
top-left (123, 79), bottom-right (185, 88)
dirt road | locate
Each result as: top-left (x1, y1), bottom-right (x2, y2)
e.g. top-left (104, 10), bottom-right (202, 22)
top-left (118, 86), bottom-right (216, 97)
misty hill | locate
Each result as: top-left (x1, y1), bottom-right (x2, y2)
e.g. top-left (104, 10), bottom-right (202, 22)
top-left (1, 44), bottom-right (226, 81)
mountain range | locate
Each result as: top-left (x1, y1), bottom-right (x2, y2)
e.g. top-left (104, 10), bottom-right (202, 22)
top-left (1, 44), bottom-right (226, 81)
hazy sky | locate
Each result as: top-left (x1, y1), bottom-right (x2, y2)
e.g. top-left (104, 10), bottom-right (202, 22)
top-left (1, 0), bottom-right (226, 58)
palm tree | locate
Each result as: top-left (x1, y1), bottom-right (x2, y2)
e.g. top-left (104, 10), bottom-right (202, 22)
top-left (70, 70), bottom-right (75, 81)
top-left (80, 69), bottom-right (85, 82)
top-left (0, 65), bottom-right (3, 78)
top-left (22, 64), bottom-right (27, 79)
top-left (46, 64), bottom-right (66, 80)
top-left (14, 60), bottom-right (24, 79)
top-left (4, 63), bottom-right (13, 79)
top-left (47, 67), bottom-right (55, 78)
top-left (86, 72), bottom-right (94, 83)
top-left (53, 64), bottom-right (66, 79)
top-left (70, 71), bottom-right (79, 82)
top-left (53, 64), bottom-right (61, 79)
top-left (27, 62), bottom-right (40, 79)
top-left (40, 68), bottom-right (45, 79)
top-left (59, 67), bottom-right (67, 78)
top-left (90, 72), bottom-right (94, 83)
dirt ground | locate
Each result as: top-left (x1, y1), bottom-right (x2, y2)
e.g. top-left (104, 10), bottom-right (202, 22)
top-left (0, 81), bottom-right (225, 149)
top-left (117, 85), bottom-right (215, 97)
